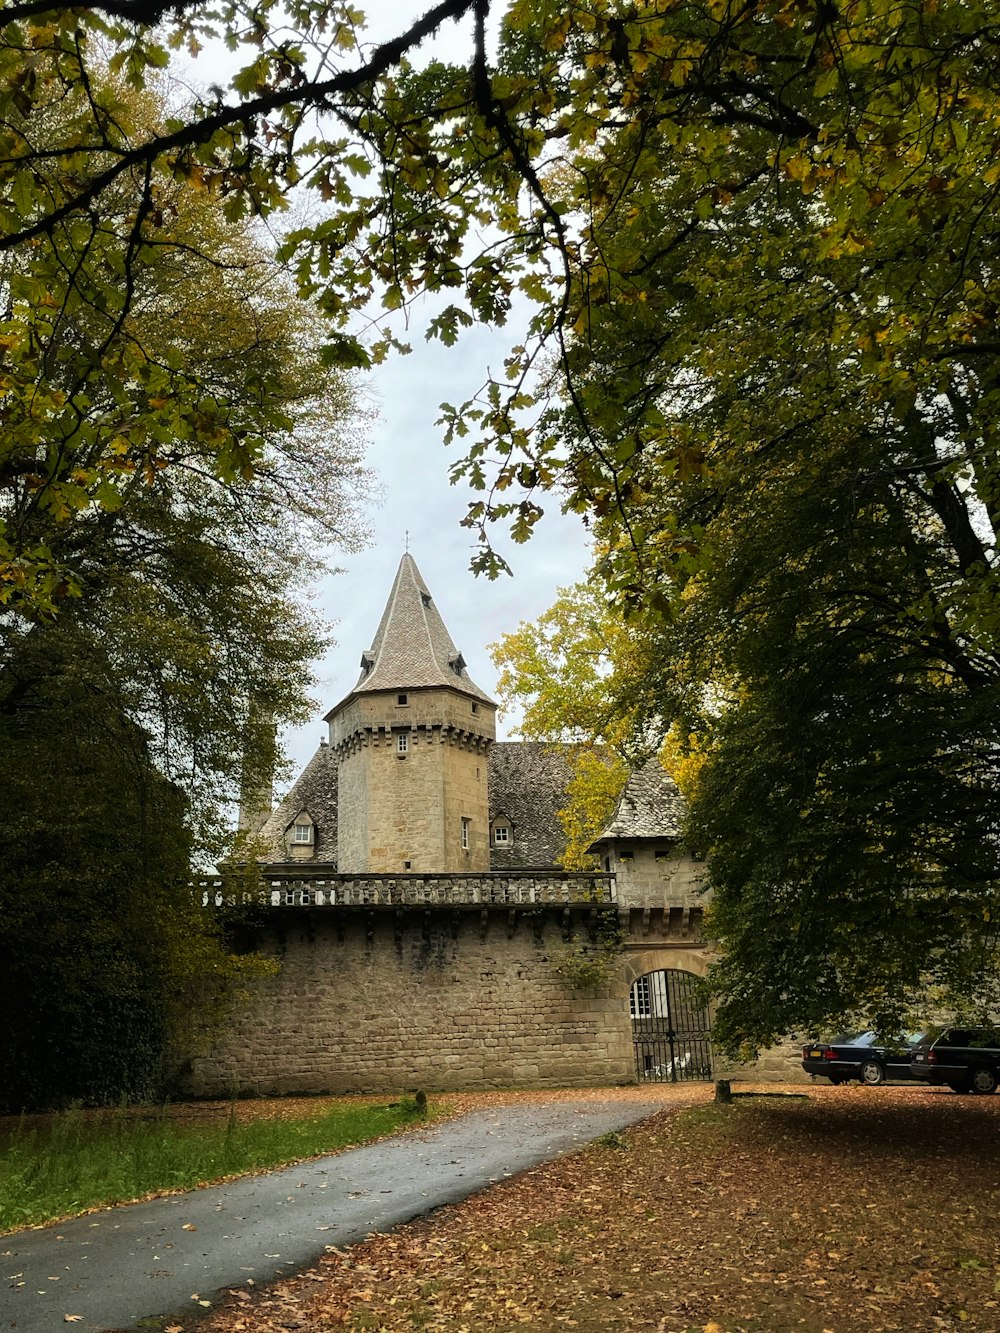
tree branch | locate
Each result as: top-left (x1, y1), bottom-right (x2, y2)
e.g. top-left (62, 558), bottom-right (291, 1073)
top-left (0, 0), bottom-right (479, 249)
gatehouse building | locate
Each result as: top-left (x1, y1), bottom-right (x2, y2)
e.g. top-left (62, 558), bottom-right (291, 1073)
top-left (186, 555), bottom-right (801, 1096)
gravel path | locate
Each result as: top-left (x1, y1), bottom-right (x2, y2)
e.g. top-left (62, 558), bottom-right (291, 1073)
top-left (0, 1098), bottom-right (675, 1333)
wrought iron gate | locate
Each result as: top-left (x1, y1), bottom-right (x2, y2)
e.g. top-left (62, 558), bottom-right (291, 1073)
top-left (631, 969), bottom-right (713, 1082)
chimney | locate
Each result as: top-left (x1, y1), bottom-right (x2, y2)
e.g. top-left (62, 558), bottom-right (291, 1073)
top-left (237, 707), bottom-right (276, 837)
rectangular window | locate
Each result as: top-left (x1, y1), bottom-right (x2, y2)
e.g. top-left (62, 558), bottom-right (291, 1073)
top-left (461, 818), bottom-right (470, 850)
top-left (630, 976), bottom-right (652, 1019)
top-left (493, 825), bottom-right (509, 844)
top-left (397, 732), bottom-right (408, 755)
top-left (397, 693), bottom-right (408, 706)
top-left (292, 824), bottom-right (312, 844)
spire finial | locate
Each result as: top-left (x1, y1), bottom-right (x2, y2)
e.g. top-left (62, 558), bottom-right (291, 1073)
top-left (404, 529), bottom-right (410, 554)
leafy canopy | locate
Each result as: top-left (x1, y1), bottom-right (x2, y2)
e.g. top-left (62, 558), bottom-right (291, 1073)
top-left (0, 629), bottom-right (278, 1112)
top-left (7, 0), bottom-right (1000, 1045)
top-left (2, 64), bottom-right (371, 837)
top-left (0, 66), bottom-right (371, 1106)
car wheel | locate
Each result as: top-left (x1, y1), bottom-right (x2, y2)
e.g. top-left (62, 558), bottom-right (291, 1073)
top-left (968, 1066), bottom-right (998, 1095)
top-left (859, 1059), bottom-right (886, 1086)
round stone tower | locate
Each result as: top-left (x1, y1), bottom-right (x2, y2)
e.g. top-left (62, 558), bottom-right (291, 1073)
top-left (325, 554), bottom-right (497, 873)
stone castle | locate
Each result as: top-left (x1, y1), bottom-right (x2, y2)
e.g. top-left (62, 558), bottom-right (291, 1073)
top-left (186, 555), bottom-right (799, 1096)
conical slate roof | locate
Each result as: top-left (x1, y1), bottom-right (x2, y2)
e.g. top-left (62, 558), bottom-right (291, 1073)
top-left (589, 759), bottom-right (686, 845)
top-left (327, 554), bottom-right (494, 714)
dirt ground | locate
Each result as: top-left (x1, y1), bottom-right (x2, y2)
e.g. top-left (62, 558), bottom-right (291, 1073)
top-left (176, 1081), bottom-right (1000, 1333)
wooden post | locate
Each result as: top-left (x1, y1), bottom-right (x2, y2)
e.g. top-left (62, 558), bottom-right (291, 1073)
top-left (715, 1078), bottom-right (733, 1103)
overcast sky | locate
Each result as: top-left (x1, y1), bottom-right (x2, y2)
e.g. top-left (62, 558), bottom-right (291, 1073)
top-left (281, 5), bottom-right (592, 779)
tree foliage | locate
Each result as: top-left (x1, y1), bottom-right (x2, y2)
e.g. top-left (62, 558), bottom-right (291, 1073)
top-left (2, 66), bottom-right (370, 833)
top-left (506, 2), bottom-right (1000, 1049)
top-left (0, 54), bottom-right (368, 616)
top-left (7, 1), bottom-right (1000, 1045)
top-left (491, 580), bottom-right (656, 749)
top-left (491, 581), bottom-right (656, 865)
top-left (0, 632), bottom-right (274, 1111)
top-left (0, 67), bottom-right (369, 1104)
top-left (467, 1), bottom-right (1000, 1046)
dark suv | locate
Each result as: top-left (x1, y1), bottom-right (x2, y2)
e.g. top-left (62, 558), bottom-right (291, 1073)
top-left (909, 1027), bottom-right (1000, 1094)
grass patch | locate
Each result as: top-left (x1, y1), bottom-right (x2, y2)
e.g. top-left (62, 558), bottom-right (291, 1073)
top-left (0, 1096), bottom-right (430, 1232)
top-left (676, 1101), bottom-right (735, 1126)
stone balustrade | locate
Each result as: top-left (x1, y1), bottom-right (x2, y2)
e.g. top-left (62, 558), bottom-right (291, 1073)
top-left (197, 870), bottom-right (616, 909)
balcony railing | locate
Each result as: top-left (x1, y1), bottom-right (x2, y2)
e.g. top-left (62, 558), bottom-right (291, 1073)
top-left (197, 870), bottom-right (616, 909)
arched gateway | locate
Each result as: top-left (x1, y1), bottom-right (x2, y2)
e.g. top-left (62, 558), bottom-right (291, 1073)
top-left (630, 968), bottom-right (713, 1083)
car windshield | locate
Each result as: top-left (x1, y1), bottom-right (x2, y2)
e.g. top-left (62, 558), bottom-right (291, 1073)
top-left (830, 1031), bottom-right (928, 1049)
top-left (819, 1029), bottom-right (931, 1048)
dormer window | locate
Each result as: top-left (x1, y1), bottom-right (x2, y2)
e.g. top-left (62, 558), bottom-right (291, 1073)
top-left (450, 653), bottom-right (466, 676)
top-left (421, 592), bottom-right (432, 608)
top-left (360, 652), bottom-right (374, 675)
top-left (287, 812), bottom-right (315, 855)
top-left (492, 818), bottom-right (512, 847)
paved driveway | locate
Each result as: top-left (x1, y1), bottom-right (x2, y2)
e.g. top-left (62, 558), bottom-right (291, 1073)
top-left (0, 1099), bottom-right (669, 1333)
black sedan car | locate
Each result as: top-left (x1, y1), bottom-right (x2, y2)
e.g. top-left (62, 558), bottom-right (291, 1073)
top-left (801, 1031), bottom-right (926, 1085)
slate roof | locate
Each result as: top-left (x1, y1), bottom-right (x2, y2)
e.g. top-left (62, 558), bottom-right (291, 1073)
top-left (252, 559), bottom-right (683, 870)
top-left (254, 741), bottom-right (683, 870)
top-left (326, 554), bottom-right (494, 716)
top-left (256, 741), bottom-right (339, 865)
top-left (487, 741), bottom-right (573, 870)
top-left (256, 739), bottom-right (572, 870)
top-left (589, 759), bottom-right (685, 845)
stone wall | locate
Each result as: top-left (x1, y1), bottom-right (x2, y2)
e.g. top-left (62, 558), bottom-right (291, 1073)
top-left (720, 1037), bottom-right (808, 1084)
top-left (334, 743), bottom-right (368, 873)
top-left (185, 872), bottom-right (807, 1096)
top-left (184, 904), bottom-right (634, 1098)
top-left (612, 847), bottom-right (706, 909)
top-left (441, 735), bottom-right (491, 872)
